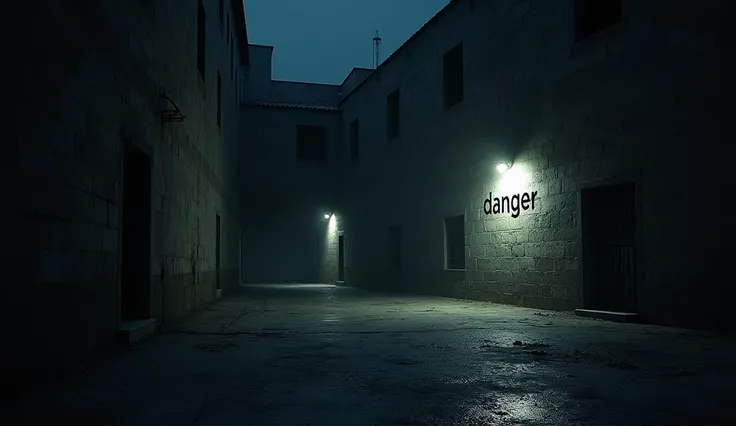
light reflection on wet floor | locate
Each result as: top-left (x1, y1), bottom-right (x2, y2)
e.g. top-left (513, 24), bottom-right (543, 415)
top-left (5, 284), bottom-right (736, 426)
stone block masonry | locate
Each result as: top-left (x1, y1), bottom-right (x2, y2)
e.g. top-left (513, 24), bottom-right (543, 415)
top-left (334, 0), bottom-right (735, 328)
top-left (3, 0), bottom-right (247, 394)
top-left (483, 191), bottom-right (538, 218)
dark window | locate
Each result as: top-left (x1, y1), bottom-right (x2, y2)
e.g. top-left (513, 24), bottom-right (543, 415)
top-left (389, 226), bottom-right (401, 271)
top-left (219, 0), bottom-right (224, 31)
top-left (387, 89), bottom-right (400, 138)
top-left (296, 125), bottom-right (327, 161)
top-left (216, 72), bottom-right (222, 127)
top-left (443, 43), bottom-right (464, 108)
top-left (575, 0), bottom-right (622, 41)
top-left (230, 36), bottom-right (234, 80)
top-left (444, 215), bottom-right (465, 270)
top-left (350, 119), bottom-right (359, 161)
top-left (197, 0), bottom-right (206, 79)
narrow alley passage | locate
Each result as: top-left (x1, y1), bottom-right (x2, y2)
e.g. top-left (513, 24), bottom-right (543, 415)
top-left (6, 284), bottom-right (736, 426)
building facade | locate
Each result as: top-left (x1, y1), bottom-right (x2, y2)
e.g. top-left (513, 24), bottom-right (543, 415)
top-left (6, 0), bottom-right (733, 392)
top-left (239, 45), bottom-right (346, 284)
top-left (243, 0), bottom-right (734, 330)
top-left (5, 0), bottom-right (248, 390)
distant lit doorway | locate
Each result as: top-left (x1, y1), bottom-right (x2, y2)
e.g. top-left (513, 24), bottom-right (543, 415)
top-left (121, 143), bottom-right (152, 321)
top-left (338, 233), bottom-right (345, 282)
top-left (581, 182), bottom-right (637, 313)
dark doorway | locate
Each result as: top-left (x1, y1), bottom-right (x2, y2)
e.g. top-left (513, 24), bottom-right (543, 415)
top-left (581, 182), bottom-right (637, 312)
top-left (389, 226), bottom-right (401, 271)
top-left (121, 143), bottom-right (152, 321)
top-left (574, 0), bottom-right (623, 42)
top-left (444, 215), bottom-right (465, 270)
top-left (215, 214), bottom-right (221, 290)
top-left (338, 234), bottom-right (345, 282)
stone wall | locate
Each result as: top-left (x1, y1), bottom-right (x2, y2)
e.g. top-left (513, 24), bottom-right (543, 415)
top-left (239, 104), bottom-right (341, 283)
top-left (4, 0), bottom-right (246, 391)
top-left (239, 42), bottom-right (344, 284)
top-left (337, 0), bottom-right (734, 329)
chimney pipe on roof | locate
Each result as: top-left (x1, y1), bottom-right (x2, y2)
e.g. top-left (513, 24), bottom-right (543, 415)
top-left (373, 30), bottom-right (382, 69)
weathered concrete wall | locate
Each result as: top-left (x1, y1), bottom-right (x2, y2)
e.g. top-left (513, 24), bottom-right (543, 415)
top-left (240, 209), bottom-right (343, 284)
top-left (338, 0), bottom-right (734, 329)
top-left (240, 41), bottom-right (344, 284)
top-left (239, 104), bottom-right (341, 283)
top-left (245, 44), bottom-right (275, 97)
top-left (339, 68), bottom-right (374, 100)
top-left (4, 0), bottom-right (246, 391)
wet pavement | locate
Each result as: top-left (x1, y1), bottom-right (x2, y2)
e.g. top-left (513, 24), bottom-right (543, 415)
top-left (5, 284), bottom-right (736, 425)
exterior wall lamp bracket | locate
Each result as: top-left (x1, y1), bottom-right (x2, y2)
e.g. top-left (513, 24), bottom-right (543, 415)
top-left (160, 90), bottom-right (186, 123)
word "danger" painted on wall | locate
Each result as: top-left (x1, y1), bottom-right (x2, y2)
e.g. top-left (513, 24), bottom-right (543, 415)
top-left (483, 191), bottom-right (538, 218)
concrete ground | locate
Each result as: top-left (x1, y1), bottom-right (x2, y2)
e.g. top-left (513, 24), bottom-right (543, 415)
top-left (5, 284), bottom-right (736, 426)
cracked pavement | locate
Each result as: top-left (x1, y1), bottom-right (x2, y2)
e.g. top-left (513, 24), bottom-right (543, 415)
top-left (5, 284), bottom-right (736, 425)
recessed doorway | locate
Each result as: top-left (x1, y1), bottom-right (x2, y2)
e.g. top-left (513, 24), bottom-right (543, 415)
top-left (581, 182), bottom-right (638, 313)
top-left (121, 143), bottom-right (152, 321)
top-left (338, 233), bottom-right (345, 282)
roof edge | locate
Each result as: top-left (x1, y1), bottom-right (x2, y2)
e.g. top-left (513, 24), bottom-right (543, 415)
top-left (271, 79), bottom-right (341, 88)
top-left (338, 0), bottom-right (460, 106)
top-left (243, 101), bottom-right (340, 112)
top-left (339, 66), bottom-right (375, 88)
top-left (248, 43), bottom-right (275, 50)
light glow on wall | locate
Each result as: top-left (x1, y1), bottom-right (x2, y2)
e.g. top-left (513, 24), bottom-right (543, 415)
top-left (324, 213), bottom-right (332, 219)
top-left (498, 162), bottom-right (531, 195)
top-left (327, 214), bottom-right (337, 233)
top-left (496, 162), bottom-right (511, 174)
top-left (320, 213), bottom-right (339, 283)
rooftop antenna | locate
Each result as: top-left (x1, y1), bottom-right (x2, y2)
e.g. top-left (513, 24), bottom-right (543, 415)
top-left (373, 30), bottom-right (382, 69)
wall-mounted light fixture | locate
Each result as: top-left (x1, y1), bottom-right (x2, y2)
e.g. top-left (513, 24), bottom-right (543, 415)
top-left (324, 213), bottom-right (332, 219)
top-left (161, 90), bottom-right (185, 123)
top-left (496, 162), bottom-right (511, 174)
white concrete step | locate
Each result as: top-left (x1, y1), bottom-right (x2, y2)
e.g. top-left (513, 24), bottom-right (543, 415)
top-left (118, 319), bottom-right (157, 345)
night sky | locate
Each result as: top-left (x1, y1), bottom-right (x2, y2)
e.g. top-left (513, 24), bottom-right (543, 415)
top-left (244, 0), bottom-right (450, 84)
